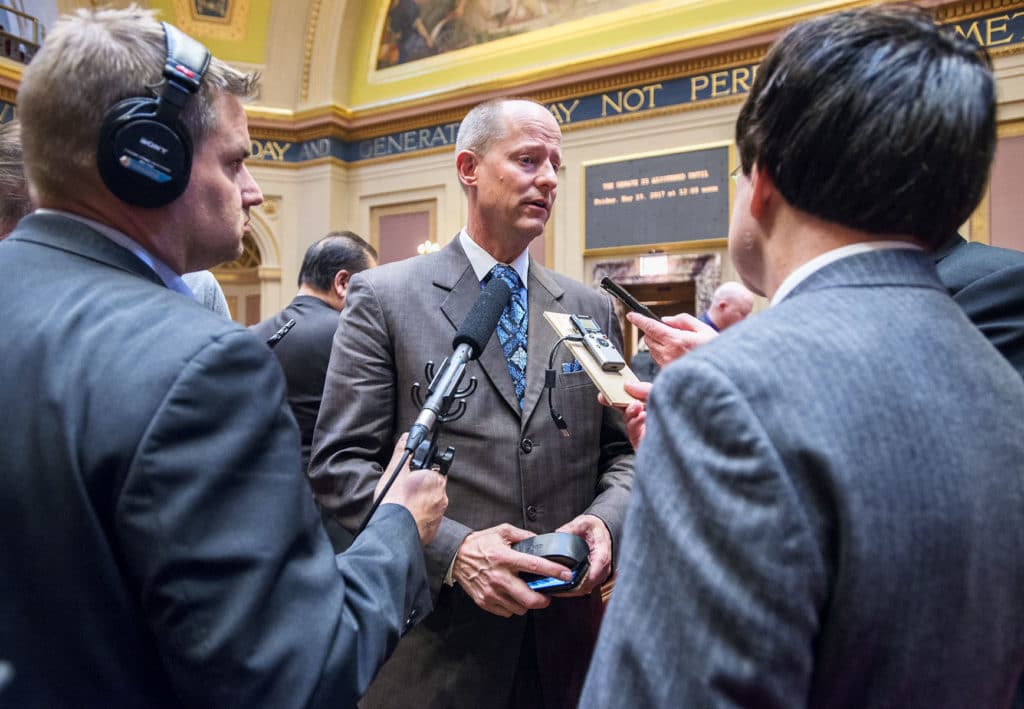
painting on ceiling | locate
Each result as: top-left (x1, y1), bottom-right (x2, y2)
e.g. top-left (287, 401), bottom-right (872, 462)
top-left (377, 0), bottom-right (651, 68)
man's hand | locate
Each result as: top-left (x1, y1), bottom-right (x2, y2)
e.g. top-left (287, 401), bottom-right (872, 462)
top-left (554, 514), bottom-right (613, 597)
top-left (621, 381), bottom-right (651, 451)
top-left (453, 524), bottom-right (574, 618)
top-left (378, 434), bottom-right (448, 545)
top-left (628, 312), bottom-right (718, 368)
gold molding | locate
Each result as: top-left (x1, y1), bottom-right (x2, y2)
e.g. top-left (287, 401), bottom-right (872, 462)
top-left (300, 0), bottom-right (323, 103)
top-left (936, 0), bottom-right (1023, 21)
top-left (0, 59), bottom-right (22, 85)
top-left (998, 117), bottom-right (1024, 137)
top-left (247, 43), bottom-right (764, 146)
top-left (584, 238), bottom-right (728, 258)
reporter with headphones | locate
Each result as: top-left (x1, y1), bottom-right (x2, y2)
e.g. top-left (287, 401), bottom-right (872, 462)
top-left (0, 7), bottom-right (447, 707)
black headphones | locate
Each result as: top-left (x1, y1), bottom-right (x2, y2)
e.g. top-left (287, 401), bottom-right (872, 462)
top-left (97, 23), bottom-right (211, 208)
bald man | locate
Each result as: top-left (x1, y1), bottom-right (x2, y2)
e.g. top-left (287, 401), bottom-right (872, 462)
top-left (700, 280), bottom-right (754, 332)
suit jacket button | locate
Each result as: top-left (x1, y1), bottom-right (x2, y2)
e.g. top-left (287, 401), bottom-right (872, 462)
top-left (526, 505), bottom-right (539, 521)
top-left (520, 438), bottom-right (533, 453)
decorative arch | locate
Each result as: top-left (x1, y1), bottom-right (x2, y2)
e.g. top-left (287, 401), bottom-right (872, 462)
top-left (211, 210), bottom-right (282, 324)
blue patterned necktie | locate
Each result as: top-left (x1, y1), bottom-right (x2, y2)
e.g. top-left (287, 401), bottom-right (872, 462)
top-left (489, 264), bottom-right (528, 409)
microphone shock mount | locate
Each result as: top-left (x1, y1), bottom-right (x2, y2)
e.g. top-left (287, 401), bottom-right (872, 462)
top-left (409, 358), bottom-right (477, 473)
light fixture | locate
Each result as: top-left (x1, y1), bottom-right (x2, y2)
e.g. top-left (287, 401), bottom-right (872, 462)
top-left (639, 252), bottom-right (668, 276)
top-left (417, 239), bottom-right (441, 255)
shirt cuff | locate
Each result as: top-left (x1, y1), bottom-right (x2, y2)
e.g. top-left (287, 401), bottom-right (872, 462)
top-left (443, 553), bottom-right (457, 586)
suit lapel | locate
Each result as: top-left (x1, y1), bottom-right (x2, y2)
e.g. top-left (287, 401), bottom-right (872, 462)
top-left (521, 263), bottom-right (565, 423)
top-left (436, 239), bottom-right (520, 415)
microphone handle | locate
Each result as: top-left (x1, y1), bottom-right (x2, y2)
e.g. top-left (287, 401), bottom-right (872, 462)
top-left (405, 342), bottom-right (474, 454)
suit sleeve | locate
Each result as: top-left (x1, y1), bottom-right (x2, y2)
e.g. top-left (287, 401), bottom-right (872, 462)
top-left (949, 262), bottom-right (1024, 376)
top-left (116, 328), bottom-right (429, 709)
top-left (581, 356), bottom-right (825, 708)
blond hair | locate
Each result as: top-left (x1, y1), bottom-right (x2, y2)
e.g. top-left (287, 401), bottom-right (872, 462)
top-left (17, 6), bottom-right (258, 202)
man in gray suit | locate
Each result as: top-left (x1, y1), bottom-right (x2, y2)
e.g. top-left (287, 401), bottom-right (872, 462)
top-left (1, 8), bottom-right (446, 707)
top-left (310, 98), bottom-right (635, 708)
top-left (582, 6), bottom-right (1024, 708)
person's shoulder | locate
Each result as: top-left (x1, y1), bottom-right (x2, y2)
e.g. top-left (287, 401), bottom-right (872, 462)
top-left (938, 240), bottom-right (1024, 292)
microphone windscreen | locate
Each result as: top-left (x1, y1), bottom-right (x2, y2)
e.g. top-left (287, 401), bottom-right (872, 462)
top-left (453, 276), bottom-right (512, 360)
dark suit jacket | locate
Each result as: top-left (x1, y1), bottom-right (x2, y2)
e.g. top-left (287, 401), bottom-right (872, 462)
top-left (581, 249), bottom-right (1024, 708)
top-left (251, 295), bottom-right (340, 470)
top-left (934, 234), bottom-right (1024, 376)
top-left (309, 237), bottom-right (635, 707)
top-left (0, 213), bottom-right (430, 709)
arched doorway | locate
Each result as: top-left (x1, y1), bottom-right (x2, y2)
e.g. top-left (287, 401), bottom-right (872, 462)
top-left (213, 233), bottom-right (264, 325)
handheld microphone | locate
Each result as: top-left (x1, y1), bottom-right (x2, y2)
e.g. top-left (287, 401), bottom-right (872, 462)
top-left (405, 276), bottom-right (512, 456)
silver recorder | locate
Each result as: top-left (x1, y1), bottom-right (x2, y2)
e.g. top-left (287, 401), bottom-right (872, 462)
top-left (570, 313), bottom-right (625, 372)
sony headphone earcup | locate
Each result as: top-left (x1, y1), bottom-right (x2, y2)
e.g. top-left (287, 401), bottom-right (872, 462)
top-left (97, 97), bottom-right (193, 209)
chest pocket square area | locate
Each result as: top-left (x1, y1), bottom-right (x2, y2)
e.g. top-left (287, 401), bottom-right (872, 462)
top-left (561, 360), bottom-right (583, 374)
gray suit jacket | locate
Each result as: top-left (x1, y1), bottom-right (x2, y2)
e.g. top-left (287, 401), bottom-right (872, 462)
top-left (0, 213), bottom-right (430, 709)
top-left (310, 237), bottom-right (634, 707)
top-left (581, 248), bottom-right (1024, 708)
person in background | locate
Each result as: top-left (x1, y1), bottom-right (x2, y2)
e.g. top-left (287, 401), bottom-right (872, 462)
top-left (1, 8), bottom-right (446, 707)
top-left (309, 97), bottom-right (634, 709)
top-left (934, 232), bottom-right (1024, 376)
top-left (699, 279), bottom-right (754, 332)
top-left (183, 269), bottom-right (231, 317)
top-left (620, 281), bottom-right (753, 446)
top-left (581, 7), bottom-right (1024, 707)
top-left (252, 231), bottom-right (378, 471)
top-left (628, 333), bottom-right (659, 382)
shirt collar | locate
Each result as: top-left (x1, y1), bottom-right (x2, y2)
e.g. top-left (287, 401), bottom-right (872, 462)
top-left (771, 240), bottom-right (923, 305)
top-left (35, 208), bottom-right (194, 297)
top-left (459, 229), bottom-right (530, 289)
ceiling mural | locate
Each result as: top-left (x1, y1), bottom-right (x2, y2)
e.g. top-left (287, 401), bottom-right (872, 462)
top-left (171, 0), bottom-right (249, 41)
top-left (378, 0), bottom-right (653, 69)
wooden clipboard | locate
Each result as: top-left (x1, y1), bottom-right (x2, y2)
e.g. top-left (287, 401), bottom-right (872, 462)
top-left (543, 311), bottom-right (640, 407)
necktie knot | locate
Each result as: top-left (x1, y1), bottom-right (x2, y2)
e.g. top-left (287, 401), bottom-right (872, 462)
top-left (490, 263), bottom-right (523, 291)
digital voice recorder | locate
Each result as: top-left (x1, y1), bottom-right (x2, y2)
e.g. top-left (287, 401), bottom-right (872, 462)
top-left (570, 313), bottom-right (625, 372)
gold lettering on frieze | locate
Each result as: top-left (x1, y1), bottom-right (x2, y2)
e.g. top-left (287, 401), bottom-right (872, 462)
top-left (549, 99), bottom-right (581, 124)
top-left (249, 140), bottom-right (292, 162)
top-left (690, 66), bottom-right (756, 102)
top-left (954, 11), bottom-right (1024, 47)
top-left (601, 84), bottom-right (662, 117)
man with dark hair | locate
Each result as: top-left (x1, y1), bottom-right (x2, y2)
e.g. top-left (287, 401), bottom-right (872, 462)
top-left (252, 231), bottom-right (378, 470)
top-left (1, 8), bottom-right (446, 707)
top-left (582, 7), bottom-right (1024, 707)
